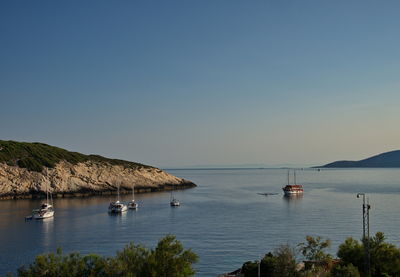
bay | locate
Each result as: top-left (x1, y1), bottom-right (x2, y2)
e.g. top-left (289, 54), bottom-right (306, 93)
top-left (0, 168), bottom-right (400, 276)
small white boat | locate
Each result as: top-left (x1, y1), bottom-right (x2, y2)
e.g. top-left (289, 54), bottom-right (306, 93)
top-left (29, 184), bottom-right (54, 220)
top-left (128, 185), bottom-right (138, 209)
top-left (32, 203), bottom-right (55, 219)
top-left (108, 183), bottom-right (127, 213)
top-left (170, 191), bottom-right (180, 207)
top-left (108, 200), bottom-right (128, 213)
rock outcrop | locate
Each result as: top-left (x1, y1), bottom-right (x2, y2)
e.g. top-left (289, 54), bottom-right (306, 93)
top-left (0, 160), bottom-right (195, 200)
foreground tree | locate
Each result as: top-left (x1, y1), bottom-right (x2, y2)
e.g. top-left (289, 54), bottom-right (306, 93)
top-left (298, 236), bottom-right (332, 262)
top-left (241, 245), bottom-right (298, 277)
top-left (338, 232), bottom-right (400, 277)
top-left (17, 235), bottom-right (197, 277)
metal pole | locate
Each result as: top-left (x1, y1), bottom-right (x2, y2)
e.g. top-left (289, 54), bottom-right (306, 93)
top-left (366, 197), bottom-right (371, 277)
top-left (258, 255), bottom-right (261, 277)
top-left (357, 193), bottom-right (370, 277)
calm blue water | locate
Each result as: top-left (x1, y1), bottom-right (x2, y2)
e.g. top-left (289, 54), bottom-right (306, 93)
top-left (1, 168), bottom-right (400, 276)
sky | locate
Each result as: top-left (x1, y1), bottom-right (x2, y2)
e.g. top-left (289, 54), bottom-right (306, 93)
top-left (1, 1), bottom-right (400, 168)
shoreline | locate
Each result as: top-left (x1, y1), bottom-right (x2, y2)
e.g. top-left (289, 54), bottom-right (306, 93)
top-left (0, 182), bottom-right (196, 200)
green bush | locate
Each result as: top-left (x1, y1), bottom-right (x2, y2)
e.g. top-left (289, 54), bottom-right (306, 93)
top-left (330, 263), bottom-right (360, 277)
top-left (17, 235), bottom-right (197, 277)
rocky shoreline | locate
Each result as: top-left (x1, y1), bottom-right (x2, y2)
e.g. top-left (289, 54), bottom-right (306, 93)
top-left (0, 182), bottom-right (196, 200)
top-left (0, 160), bottom-right (196, 200)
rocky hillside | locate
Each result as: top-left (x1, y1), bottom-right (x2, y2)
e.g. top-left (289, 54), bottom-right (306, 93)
top-left (0, 140), bottom-right (195, 199)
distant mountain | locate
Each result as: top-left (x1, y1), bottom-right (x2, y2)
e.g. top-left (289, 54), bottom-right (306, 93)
top-left (319, 150), bottom-right (400, 168)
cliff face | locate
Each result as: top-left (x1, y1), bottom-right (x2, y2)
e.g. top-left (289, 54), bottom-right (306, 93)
top-left (0, 161), bottom-right (195, 199)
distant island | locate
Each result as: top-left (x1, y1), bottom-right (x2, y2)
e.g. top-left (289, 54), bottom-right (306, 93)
top-left (0, 140), bottom-right (195, 200)
top-left (318, 150), bottom-right (400, 168)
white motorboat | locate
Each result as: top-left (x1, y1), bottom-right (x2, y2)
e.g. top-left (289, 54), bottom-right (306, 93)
top-left (128, 185), bottom-right (138, 209)
top-left (108, 183), bottom-right (127, 213)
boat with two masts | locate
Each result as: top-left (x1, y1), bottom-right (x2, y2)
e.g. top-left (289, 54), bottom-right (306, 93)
top-left (282, 169), bottom-right (304, 196)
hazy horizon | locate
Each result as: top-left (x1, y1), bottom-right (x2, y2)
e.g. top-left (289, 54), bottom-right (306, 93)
top-left (1, 1), bottom-right (400, 168)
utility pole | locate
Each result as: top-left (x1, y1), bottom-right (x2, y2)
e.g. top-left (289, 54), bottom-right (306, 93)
top-left (357, 193), bottom-right (371, 277)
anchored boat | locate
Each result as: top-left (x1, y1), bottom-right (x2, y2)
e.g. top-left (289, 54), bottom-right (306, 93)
top-left (128, 184), bottom-right (138, 209)
top-left (108, 183), bottom-right (127, 213)
top-left (170, 191), bottom-right (180, 207)
top-left (29, 184), bottom-right (54, 220)
top-left (282, 169), bottom-right (304, 196)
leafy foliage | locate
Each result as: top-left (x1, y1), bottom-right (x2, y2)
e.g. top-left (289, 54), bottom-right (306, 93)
top-left (330, 263), bottom-right (360, 277)
top-left (241, 246), bottom-right (298, 277)
top-left (0, 140), bottom-right (151, 172)
top-left (338, 232), bottom-right (400, 277)
top-left (17, 235), bottom-right (197, 277)
top-left (298, 236), bottom-right (332, 262)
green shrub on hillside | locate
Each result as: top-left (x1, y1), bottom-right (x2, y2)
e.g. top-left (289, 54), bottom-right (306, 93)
top-left (0, 140), bottom-right (151, 172)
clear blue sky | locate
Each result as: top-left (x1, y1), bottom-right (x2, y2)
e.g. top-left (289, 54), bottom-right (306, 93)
top-left (1, 1), bottom-right (400, 168)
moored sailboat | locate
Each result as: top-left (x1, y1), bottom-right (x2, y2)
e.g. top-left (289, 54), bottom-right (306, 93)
top-left (108, 183), bottom-right (127, 213)
top-left (282, 170), bottom-right (304, 196)
top-left (31, 184), bottom-right (54, 219)
top-left (170, 191), bottom-right (180, 207)
top-left (128, 184), bottom-right (138, 209)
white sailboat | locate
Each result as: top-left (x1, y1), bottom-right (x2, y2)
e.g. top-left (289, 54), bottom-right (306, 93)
top-left (32, 184), bottom-right (55, 219)
top-left (128, 185), bottom-right (138, 209)
top-left (170, 191), bottom-right (180, 207)
top-left (108, 183), bottom-right (127, 213)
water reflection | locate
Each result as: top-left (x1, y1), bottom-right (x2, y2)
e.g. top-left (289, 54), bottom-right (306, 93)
top-left (283, 194), bottom-right (304, 203)
top-left (39, 217), bottom-right (54, 249)
top-left (108, 211), bottom-right (128, 224)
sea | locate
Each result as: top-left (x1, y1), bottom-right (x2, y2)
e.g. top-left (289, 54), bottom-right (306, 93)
top-left (1, 168), bottom-right (400, 276)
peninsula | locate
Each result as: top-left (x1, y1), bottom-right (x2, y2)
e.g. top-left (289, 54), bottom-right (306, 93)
top-left (0, 140), bottom-right (196, 200)
top-left (319, 150), bottom-right (400, 168)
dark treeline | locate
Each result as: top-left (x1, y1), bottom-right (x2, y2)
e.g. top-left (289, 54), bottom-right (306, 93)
top-left (241, 232), bottom-right (400, 277)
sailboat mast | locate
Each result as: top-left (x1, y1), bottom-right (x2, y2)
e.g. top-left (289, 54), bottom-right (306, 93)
top-left (287, 170), bottom-right (290, 186)
top-left (132, 185), bottom-right (134, 200)
top-left (294, 170), bottom-right (296, 185)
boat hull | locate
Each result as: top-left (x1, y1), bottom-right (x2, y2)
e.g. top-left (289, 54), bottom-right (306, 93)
top-left (108, 207), bottom-right (127, 213)
top-left (283, 190), bottom-right (303, 196)
top-left (128, 202), bottom-right (138, 209)
top-left (33, 211), bottom-right (54, 219)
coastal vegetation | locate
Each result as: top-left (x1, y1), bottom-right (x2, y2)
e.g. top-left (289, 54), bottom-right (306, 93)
top-left (15, 235), bottom-right (198, 277)
top-left (0, 140), bottom-right (151, 172)
top-left (240, 232), bottom-right (400, 277)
